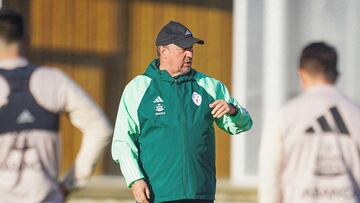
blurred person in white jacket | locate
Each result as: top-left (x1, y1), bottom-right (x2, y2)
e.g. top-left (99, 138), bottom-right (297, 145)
top-left (0, 8), bottom-right (112, 203)
top-left (259, 42), bottom-right (360, 203)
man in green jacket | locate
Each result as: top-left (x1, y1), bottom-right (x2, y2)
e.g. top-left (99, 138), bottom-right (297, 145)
top-left (112, 21), bottom-right (252, 203)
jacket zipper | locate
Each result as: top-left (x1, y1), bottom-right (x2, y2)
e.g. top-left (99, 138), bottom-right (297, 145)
top-left (175, 79), bottom-right (188, 197)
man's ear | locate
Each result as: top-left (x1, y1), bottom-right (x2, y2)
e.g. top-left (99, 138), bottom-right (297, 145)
top-left (159, 46), bottom-right (168, 58)
top-left (298, 68), bottom-right (311, 89)
top-left (298, 68), bottom-right (305, 80)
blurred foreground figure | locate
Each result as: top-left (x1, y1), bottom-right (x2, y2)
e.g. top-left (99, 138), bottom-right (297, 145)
top-left (111, 21), bottom-right (252, 203)
top-left (0, 8), bottom-right (112, 203)
top-left (259, 42), bottom-right (360, 203)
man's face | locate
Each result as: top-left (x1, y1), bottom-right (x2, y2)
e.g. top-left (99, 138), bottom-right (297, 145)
top-left (165, 44), bottom-right (193, 76)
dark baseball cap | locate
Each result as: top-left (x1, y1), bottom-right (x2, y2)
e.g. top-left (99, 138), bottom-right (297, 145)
top-left (156, 21), bottom-right (204, 48)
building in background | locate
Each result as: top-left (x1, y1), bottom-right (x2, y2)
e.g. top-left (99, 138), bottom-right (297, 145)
top-left (232, 0), bottom-right (360, 186)
top-left (3, 0), bottom-right (235, 180)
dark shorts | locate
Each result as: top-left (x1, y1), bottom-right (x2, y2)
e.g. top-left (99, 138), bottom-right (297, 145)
top-left (164, 200), bottom-right (214, 203)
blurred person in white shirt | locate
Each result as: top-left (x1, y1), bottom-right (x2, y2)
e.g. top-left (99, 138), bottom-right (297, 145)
top-left (0, 8), bottom-right (112, 203)
top-left (259, 42), bottom-right (360, 203)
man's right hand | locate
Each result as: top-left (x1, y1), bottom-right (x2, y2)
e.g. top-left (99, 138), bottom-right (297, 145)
top-left (131, 179), bottom-right (151, 203)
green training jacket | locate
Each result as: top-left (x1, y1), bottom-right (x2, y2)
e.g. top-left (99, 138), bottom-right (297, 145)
top-left (112, 59), bottom-right (252, 203)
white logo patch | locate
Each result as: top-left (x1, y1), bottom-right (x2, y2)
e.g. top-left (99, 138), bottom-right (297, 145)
top-left (192, 92), bottom-right (202, 106)
top-left (185, 30), bottom-right (192, 36)
top-left (17, 109), bottom-right (35, 124)
top-left (154, 96), bottom-right (166, 115)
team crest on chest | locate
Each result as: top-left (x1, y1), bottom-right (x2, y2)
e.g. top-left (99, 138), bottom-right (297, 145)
top-left (192, 92), bottom-right (202, 106)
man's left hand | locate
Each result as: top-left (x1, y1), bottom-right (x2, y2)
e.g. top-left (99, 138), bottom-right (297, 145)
top-left (209, 100), bottom-right (236, 118)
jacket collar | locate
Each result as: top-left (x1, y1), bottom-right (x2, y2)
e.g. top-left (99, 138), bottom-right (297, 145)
top-left (305, 84), bottom-right (337, 94)
top-left (0, 57), bottom-right (28, 70)
top-left (144, 59), bottom-right (196, 83)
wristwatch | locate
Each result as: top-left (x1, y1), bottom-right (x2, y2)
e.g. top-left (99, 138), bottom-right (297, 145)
top-left (229, 103), bottom-right (238, 116)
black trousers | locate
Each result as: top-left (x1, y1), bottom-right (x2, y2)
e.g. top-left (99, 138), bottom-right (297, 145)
top-left (164, 200), bottom-right (214, 203)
